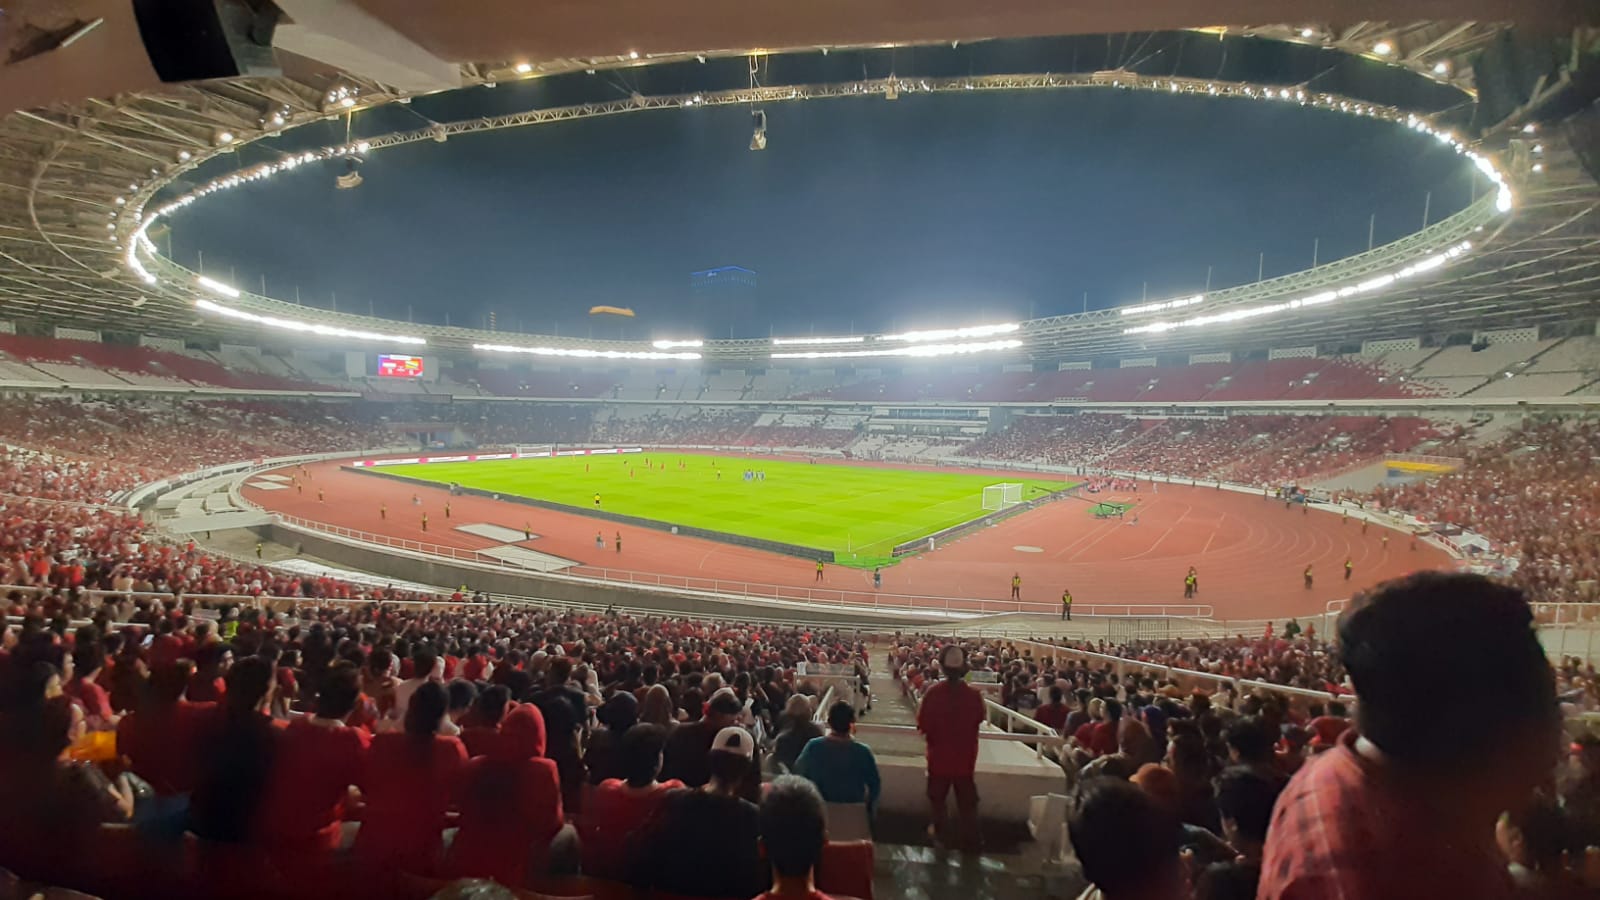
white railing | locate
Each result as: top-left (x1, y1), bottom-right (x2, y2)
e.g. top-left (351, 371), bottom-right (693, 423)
top-left (275, 511), bottom-right (1217, 619)
top-left (1006, 637), bottom-right (1352, 713)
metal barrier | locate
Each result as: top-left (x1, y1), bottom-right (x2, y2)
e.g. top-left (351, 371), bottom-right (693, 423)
top-left (1005, 637), bottom-right (1352, 716)
top-left (273, 512), bottom-right (1218, 619)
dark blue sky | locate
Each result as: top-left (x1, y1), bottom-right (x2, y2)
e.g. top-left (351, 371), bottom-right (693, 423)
top-left (170, 89), bottom-right (1476, 339)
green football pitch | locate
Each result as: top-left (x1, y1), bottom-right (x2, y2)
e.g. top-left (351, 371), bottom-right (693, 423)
top-left (377, 452), bottom-right (1073, 567)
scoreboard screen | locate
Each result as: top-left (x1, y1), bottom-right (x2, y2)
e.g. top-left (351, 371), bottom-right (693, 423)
top-left (376, 354), bottom-right (424, 378)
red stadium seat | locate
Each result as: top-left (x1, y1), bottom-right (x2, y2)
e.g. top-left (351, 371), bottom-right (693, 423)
top-left (816, 840), bottom-right (875, 900)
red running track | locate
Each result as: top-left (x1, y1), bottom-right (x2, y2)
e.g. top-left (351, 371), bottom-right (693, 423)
top-left (244, 459), bottom-right (1453, 621)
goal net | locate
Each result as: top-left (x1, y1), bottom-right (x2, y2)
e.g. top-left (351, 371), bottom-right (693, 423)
top-left (513, 445), bottom-right (553, 459)
top-left (982, 482), bottom-right (1024, 511)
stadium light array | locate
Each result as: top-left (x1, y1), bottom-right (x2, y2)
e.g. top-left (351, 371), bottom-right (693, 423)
top-left (770, 335), bottom-right (868, 346)
top-left (474, 343), bottom-right (701, 361)
top-left (119, 73), bottom-right (1517, 358)
top-left (1120, 294), bottom-right (1205, 317)
top-left (771, 338), bottom-right (1023, 360)
top-left (650, 339), bottom-right (704, 349)
top-left (196, 275), bottom-right (241, 298)
top-left (195, 300), bottom-right (427, 345)
top-left (1123, 240), bottom-right (1472, 336)
top-left (879, 322), bottom-right (1019, 342)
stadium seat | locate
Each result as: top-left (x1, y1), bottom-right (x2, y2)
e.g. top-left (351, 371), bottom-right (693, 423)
top-left (816, 840), bottom-right (875, 900)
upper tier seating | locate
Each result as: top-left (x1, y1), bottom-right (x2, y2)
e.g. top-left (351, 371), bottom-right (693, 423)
top-left (0, 335), bottom-right (330, 392)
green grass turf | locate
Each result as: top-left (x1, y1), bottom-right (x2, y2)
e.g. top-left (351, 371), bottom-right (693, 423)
top-left (1089, 501), bottom-right (1134, 518)
top-left (379, 452), bottom-right (1073, 567)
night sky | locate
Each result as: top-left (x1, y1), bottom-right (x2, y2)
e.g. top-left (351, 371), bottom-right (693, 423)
top-left (169, 89), bottom-right (1477, 340)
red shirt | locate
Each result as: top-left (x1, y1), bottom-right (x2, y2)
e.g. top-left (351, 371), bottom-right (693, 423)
top-left (1308, 715), bottom-right (1351, 749)
top-left (187, 673), bottom-right (226, 703)
top-left (116, 701), bottom-right (215, 795)
top-left (149, 635), bottom-right (183, 669)
top-left (259, 718), bottom-right (369, 853)
top-left (916, 677), bottom-right (986, 778)
top-left (64, 677), bottom-right (111, 724)
top-left (1089, 720), bottom-right (1119, 757)
top-left (442, 755), bottom-right (564, 885)
top-left (460, 725), bottom-right (505, 759)
top-left (1034, 702), bottom-right (1068, 733)
top-left (353, 733), bottom-right (468, 873)
top-left (1259, 731), bottom-right (1517, 900)
top-left (580, 778), bottom-right (684, 875)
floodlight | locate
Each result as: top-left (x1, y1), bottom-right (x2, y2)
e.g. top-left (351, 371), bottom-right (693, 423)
top-left (750, 110), bottom-right (768, 151)
top-left (336, 158), bottom-right (363, 189)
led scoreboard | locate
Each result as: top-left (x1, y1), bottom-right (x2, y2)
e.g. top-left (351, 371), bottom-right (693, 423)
top-left (376, 354), bottom-right (424, 378)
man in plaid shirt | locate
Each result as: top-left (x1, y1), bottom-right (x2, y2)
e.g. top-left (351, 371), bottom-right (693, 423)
top-left (1259, 573), bottom-right (1561, 899)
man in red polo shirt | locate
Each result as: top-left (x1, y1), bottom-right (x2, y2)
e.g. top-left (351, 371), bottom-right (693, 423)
top-left (1260, 573), bottom-right (1561, 900)
top-left (916, 644), bottom-right (986, 851)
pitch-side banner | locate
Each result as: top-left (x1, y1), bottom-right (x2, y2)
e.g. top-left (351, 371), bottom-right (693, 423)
top-left (349, 448), bottom-right (643, 467)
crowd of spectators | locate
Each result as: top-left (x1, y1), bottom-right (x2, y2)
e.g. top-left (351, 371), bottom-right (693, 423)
top-left (0, 495), bottom-right (456, 605)
top-left (959, 414), bottom-right (1142, 467)
top-left (0, 593), bottom-right (878, 899)
top-left (959, 413), bottom-right (1448, 488)
top-left (897, 574), bottom-right (1600, 900)
top-left (591, 410), bottom-right (761, 447)
top-left (1373, 418), bottom-right (1600, 604)
top-left (0, 398), bottom-right (384, 502)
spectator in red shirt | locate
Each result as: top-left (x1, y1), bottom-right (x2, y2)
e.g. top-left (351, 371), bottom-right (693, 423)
top-left (459, 684), bottom-right (511, 758)
top-left (117, 661), bottom-right (212, 799)
top-left (582, 723), bottom-right (684, 875)
top-left (65, 643), bottom-right (115, 731)
top-left (105, 633), bottom-right (147, 714)
top-left (915, 645), bottom-right (986, 851)
top-left (187, 642), bottom-right (229, 704)
top-left (1034, 684), bottom-right (1069, 733)
top-left (1068, 775), bottom-right (1186, 900)
top-left (1088, 698), bottom-right (1122, 759)
top-left (259, 661), bottom-right (368, 860)
top-left (188, 657), bottom-right (277, 846)
top-left (1260, 573), bottom-right (1561, 900)
top-left (1307, 699), bottom-right (1350, 753)
top-left (629, 725), bottom-right (766, 899)
top-left (353, 680), bottom-right (468, 876)
top-left (755, 775), bottom-right (834, 900)
top-left (442, 703), bottom-right (566, 887)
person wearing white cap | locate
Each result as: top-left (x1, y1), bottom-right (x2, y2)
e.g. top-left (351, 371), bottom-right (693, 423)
top-left (662, 687), bottom-right (748, 789)
top-left (916, 643), bottom-right (987, 851)
top-left (628, 725), bottom-right (767, 899)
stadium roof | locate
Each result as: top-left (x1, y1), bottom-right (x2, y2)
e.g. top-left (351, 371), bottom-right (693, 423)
top-left (0, 15), bottom-right (1597, 362)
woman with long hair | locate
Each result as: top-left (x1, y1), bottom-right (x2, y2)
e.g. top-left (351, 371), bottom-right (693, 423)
top-left (638, 683), bottom-right (677, 730)
top-left (354, 680), bottom-right (468, 876)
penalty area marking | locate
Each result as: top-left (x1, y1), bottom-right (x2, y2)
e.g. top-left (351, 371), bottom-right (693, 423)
top-left (1013, 545), bottom-right (1045, 553)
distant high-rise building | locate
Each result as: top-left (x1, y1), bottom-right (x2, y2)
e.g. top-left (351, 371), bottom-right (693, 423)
top-left (689, 266), bottom-right (759, 337)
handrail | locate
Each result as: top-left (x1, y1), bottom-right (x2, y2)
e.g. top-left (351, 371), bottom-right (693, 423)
top-left (0, 585), bottom-right (904, 636)
top-left (1005, 637), bottom-right (1352, 709)
top-left (850, 722), bottom-right (1065, 747)
top-left (275, 511), bottom-right (1217, 619)
top-left (812, 686), bottom-right (836, 726)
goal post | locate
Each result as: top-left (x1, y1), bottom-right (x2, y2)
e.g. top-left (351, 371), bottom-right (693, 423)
top-left (982, 482), bottom-right (1024, 511)
top-left (513, 445), bottom-right (553, 459)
